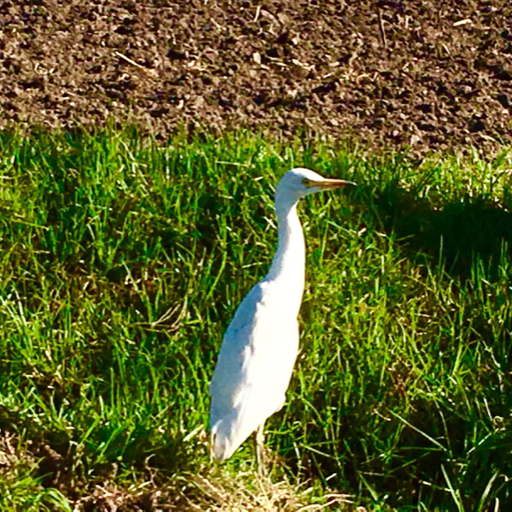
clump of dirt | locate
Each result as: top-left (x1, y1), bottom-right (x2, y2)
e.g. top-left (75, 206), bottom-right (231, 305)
top-left (0, 0), bottom-right (511, 154)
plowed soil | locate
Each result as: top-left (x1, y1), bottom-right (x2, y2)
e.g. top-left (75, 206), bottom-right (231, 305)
top-left (1, 0), bottom-right (512, 154)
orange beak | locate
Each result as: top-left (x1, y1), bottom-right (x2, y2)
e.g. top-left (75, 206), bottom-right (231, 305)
top-left (313, 178), bottom-right (357, 190)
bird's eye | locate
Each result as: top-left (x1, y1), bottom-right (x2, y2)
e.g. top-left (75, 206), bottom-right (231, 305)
top-left (302, 178), bottom-right (311, 187)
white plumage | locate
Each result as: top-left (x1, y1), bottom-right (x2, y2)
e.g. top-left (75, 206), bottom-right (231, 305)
top-left (209, 168), bottom-right (355, 462)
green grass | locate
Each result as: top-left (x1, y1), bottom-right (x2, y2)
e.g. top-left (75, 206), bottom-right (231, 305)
top-left (0, 127), bottom-right (511, 510)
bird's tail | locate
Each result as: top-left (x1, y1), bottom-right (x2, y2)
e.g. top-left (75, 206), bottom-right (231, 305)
top-left (210, 411), bottom-right (256, 461)
top-left (210, 424), bottom-right (233, 461)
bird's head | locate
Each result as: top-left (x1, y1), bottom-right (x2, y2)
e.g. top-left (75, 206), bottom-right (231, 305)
top-left (275, 168), bottom-right (356, 207)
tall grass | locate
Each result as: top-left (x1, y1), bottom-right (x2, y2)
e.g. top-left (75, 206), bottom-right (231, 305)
top-left (0, 128), bottom-right (511, 510)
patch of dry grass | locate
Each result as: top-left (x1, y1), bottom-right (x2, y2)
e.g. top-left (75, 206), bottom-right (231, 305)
top-left (0, 432), bottom-right (71, 511)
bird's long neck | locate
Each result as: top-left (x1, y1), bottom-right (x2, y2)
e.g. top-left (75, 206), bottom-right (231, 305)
top-left (266, 199), bottom-right (305, 314)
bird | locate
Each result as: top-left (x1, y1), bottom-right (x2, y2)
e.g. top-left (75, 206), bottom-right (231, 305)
top-left (209, 167), bottom-right (356, 465)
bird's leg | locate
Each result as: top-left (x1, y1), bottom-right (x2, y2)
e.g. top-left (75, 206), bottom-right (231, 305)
top-left (255, 422), bottom-right (266, 475)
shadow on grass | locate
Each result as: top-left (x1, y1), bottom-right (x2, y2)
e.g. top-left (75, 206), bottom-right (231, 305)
top-left (363, 180), bottom-right (512, 279)
top-left (0, 400), bottom-right (203, 503)
top-left (307, 181), bottom-right (512, 509)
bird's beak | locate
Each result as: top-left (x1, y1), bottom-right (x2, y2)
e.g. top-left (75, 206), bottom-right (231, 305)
top-left (313, 178), bottom-right (357, 190)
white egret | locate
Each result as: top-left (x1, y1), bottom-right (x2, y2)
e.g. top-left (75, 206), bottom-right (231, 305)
top-left (209, 168), bottom-right (356, 464)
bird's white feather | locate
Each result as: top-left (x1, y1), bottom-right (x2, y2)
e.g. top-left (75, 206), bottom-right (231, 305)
top-left (208, 168), bottom-right (353, 461)
top-left (209, 279), bottom-right (299, 460)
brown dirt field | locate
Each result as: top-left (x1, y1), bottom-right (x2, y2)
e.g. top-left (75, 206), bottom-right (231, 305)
top-left (1, 0), bottom-right (511, 155)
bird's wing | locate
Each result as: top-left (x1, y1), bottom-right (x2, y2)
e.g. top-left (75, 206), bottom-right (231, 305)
top-left (209, 281), bottom-right (268, 423)
top-left (209, 279), bottom-right (299, 460)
